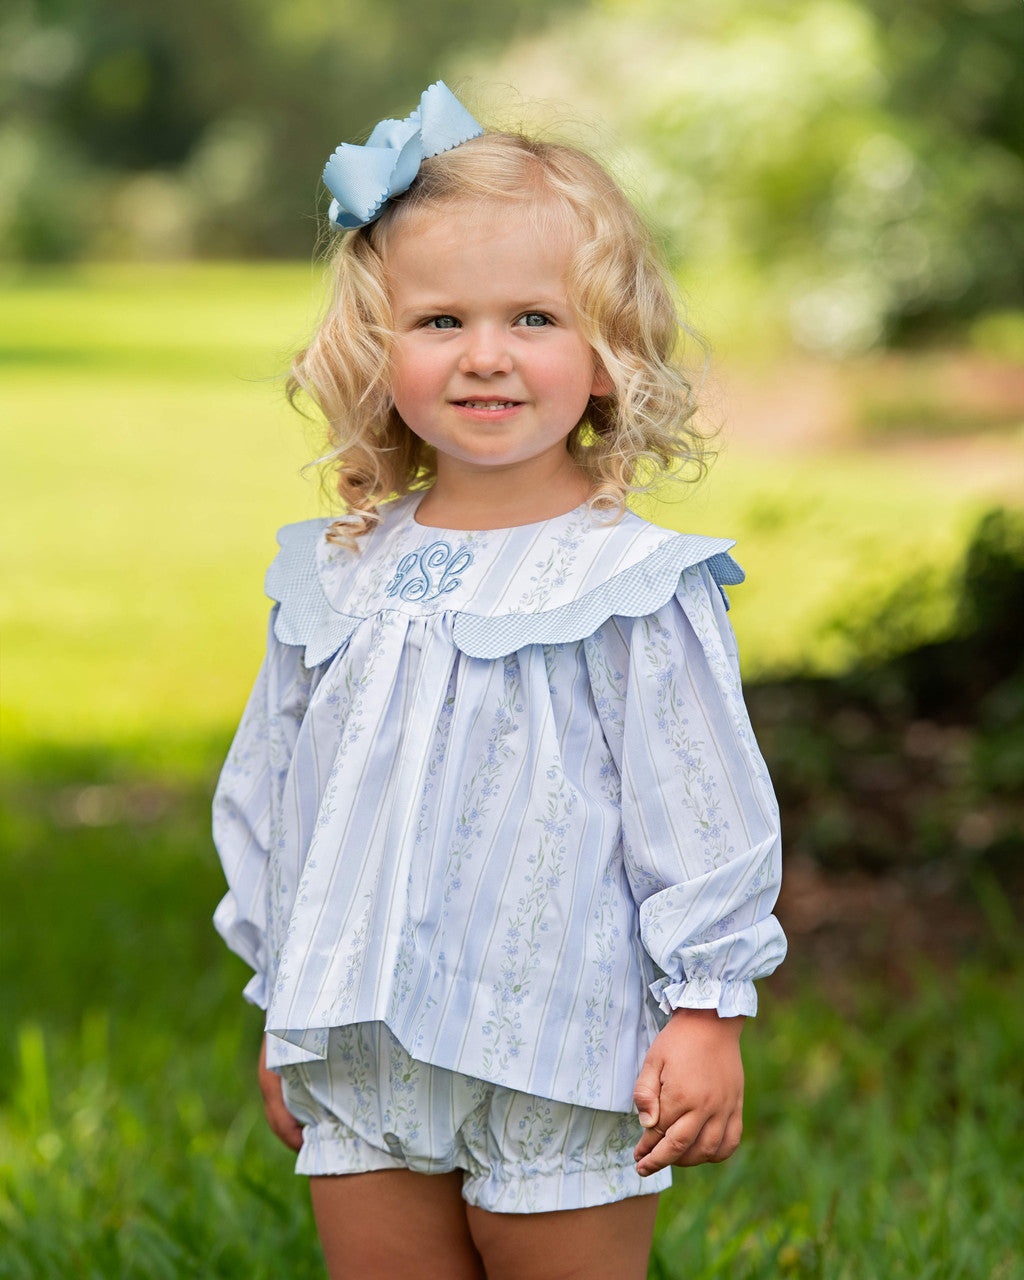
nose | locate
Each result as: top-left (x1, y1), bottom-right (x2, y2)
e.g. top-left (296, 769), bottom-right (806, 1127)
top-left (458, 325), bottom-right (513, 377)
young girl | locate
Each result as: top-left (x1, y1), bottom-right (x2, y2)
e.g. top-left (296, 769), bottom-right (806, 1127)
top-left (213, 82), bottom-right (786, 1280)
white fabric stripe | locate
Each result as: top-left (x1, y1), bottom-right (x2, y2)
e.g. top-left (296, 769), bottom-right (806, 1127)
top-left (514, 645), bottom-right (582, 1081)
top-left (399, 655), bottom-right (493, 1039)
top-left (421, 655), bottom-right (536, 1063)
top-left (276, 617), bottom-right (410, 1030)
top-left (367, 623), bottom-right (433, 1011)
top-left (445, 662), bottom-right (551, 1066)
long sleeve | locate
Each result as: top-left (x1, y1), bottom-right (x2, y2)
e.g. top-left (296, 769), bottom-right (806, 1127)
top-left (212, 608), bottom-right (311, 1009)
top-left (616, 562), bottom-right (787, 1018)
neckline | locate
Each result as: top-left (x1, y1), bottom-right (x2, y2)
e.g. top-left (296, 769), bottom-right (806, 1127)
top-left (409, 491), bottom-right (594, 535)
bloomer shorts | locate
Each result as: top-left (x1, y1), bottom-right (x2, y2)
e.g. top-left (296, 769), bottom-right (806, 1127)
top-left (278, 1021), bottom-right (672, 1214)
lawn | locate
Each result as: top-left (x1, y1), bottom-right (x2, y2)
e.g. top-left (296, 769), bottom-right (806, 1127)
top-left (1, 763), bottom-right (1020, 1278)
top-left (1, 264), bottom-right (1020, 1277)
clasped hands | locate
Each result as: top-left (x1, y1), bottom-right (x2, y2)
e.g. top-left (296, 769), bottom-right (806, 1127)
top-left (632, 1006), bottom-right (745, 1176)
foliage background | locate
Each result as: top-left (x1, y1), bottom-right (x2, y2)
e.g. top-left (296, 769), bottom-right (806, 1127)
top-left (4, 0), bottom-right (1022, 351)
top-left (1, 0), bottom-right (1022, 1275)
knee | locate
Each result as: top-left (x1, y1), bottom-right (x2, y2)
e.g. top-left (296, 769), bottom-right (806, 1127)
top-left (465, 1200), bottom-right (656, 1280)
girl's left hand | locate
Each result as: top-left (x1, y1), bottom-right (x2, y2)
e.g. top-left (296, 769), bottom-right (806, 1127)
top-left (258, 1035), bottom-right (305, 1152)
top-left (632, 1007), bottom-right (745, 1175)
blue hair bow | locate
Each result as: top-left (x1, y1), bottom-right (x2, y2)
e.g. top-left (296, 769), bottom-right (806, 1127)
top-left (322, 81), bottom-right (484, 230)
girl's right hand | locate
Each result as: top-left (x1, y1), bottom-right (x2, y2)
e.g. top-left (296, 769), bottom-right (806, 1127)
top-left (258, 1035), bottom-right (304, 1151)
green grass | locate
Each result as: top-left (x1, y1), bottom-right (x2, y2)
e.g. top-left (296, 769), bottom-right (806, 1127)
top-left (1, 754), bottom-right (1021, 1278)
top-left (0, 263), bottom-right (1001, 757)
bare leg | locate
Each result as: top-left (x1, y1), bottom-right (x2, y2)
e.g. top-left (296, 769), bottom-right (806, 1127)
top-left (466, 1193), bottom-right (660, 1280)
top-left (309, 1169), bottom-right (487, 1280)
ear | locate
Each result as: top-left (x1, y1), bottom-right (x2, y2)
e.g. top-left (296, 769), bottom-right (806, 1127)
top-left (590, 361), bottom-right (614, 398)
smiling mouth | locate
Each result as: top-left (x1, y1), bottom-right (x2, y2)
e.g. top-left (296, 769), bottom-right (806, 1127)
top-left (453, 399), bottom-right (522, 410)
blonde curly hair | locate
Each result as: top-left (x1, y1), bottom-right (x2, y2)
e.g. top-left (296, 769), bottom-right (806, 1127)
top-left (288, 131), bottom-right (710, 546)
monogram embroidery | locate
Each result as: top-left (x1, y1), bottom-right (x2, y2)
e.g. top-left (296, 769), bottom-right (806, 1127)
top-left (385, 541), bottom-right (474, 602)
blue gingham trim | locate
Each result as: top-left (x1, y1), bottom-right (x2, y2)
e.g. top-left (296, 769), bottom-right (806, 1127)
top-left (452, 535), bottom-right (742, 660)
top-left (265, 518), bottom-right (362, 668)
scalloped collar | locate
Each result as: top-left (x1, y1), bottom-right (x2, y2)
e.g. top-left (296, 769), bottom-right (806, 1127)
top-left (314, 494), bottom-right (716, 620)
top-left (266, 496), bottom-right (741, 666)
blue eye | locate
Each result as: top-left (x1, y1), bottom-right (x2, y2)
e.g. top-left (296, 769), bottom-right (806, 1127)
top-left (426, 315), bottom-right (459, 329)
top-left (516, 313), bottom-right (550, 328)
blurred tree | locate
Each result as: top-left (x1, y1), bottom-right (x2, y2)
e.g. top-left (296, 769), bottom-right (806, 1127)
top-left (55, 17), bottom-right (204, 169)
top-left (863, 0), bottom-right (1021, 156)
top-left (855, 0), bottom-right (1023, 339)
top-left (0, 0), bottom-right (587, 259)
top-left (2, 0), bottom-right (1021, 356)
top-left (748, 507), bottom-right (1024, 878)
top-left (459, 0), bottom-right (1023, 352)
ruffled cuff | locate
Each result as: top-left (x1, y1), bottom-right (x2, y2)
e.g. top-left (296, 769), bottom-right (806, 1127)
top-left (649, 975), bottom-right (758, 1019)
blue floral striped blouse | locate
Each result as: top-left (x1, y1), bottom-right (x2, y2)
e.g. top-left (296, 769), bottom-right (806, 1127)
top-left (212, 494), bottom-right (787, 1112)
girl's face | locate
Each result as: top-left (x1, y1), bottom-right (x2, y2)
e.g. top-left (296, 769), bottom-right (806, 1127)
top-left (385, 202), bottom-right (611, 485)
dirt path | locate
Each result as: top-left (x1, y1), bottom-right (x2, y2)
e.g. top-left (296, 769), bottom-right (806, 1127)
top-left (711, 354), bottom-right (1024, 502)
